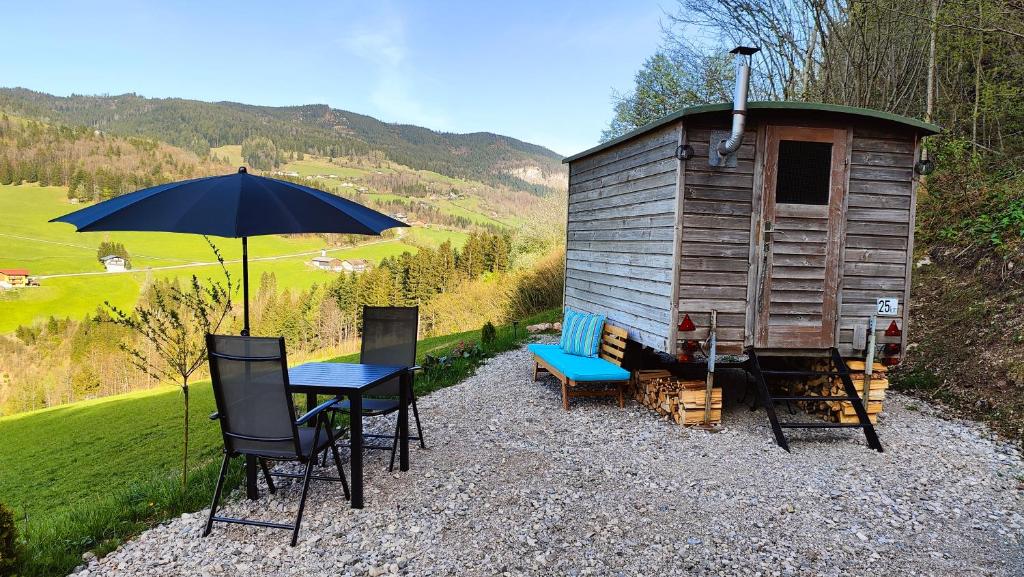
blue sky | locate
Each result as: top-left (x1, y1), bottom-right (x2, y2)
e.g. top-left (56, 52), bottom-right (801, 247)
top-left (0, 1), bottom-right (670, 156)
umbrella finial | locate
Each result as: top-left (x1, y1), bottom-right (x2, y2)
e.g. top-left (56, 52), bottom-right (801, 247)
top-left (238, 166), bottom-right (247, 174)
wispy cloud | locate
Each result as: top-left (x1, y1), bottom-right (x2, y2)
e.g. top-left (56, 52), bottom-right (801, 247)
top-left (340, 9), bottom-right (451, 130)
top-left (345, 29), bottom-right (405, 68)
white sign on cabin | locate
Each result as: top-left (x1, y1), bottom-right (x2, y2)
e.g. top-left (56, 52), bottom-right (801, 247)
top-left (875, 298), bottom-right (900, 316)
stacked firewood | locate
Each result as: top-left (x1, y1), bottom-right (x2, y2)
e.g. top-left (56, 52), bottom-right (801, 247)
top-left (829, 361), bottom-right (888, 424)
top-left (787, 361), bottom-right (888, 424)
top-left (632, 370), bottom-right (722, 426)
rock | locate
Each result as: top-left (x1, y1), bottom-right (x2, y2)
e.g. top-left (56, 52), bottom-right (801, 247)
top-left (526, 322), bottom-right (553, 333)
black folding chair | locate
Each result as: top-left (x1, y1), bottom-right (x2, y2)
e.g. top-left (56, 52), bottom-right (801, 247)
top-left (203, 334), bottom-right (349, 546)
top-left (326, 306), bottom-right (425, 471)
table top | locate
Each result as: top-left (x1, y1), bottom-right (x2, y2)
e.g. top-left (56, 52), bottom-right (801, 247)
top-left (288, 362), bottom-right (408, 395)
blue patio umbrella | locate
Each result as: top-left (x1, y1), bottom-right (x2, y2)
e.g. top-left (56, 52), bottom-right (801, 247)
top-left (52, 167), bottom-right (407, 335)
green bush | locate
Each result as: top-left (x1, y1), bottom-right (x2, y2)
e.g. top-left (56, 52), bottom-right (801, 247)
top-left (481, 321), bottom-right (497, 345)
top-left (890, 367), bottom-right (942, 393)
top-left (0, 502), bottom-right (24, 577)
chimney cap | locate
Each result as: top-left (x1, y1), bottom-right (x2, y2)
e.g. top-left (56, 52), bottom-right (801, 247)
top-left (730, 46), bottom-right (761, 56)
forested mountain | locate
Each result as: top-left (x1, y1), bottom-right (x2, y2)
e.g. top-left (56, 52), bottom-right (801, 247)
top-left (0, 88), bottom-right (565, 195)
top-left (0, 113), bottom-right (231, 198)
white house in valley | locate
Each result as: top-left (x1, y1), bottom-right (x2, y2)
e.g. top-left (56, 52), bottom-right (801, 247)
top-left (100, 255), bottom-right (127, 272)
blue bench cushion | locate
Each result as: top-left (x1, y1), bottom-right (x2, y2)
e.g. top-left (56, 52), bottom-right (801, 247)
top-left (528, 344), bottom-right (630, 382)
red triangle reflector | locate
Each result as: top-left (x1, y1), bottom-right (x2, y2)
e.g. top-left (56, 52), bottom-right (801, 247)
top-left (678, 314), bottom-right (696, 332)
top-left (884, 320), bottom-right (902, 337)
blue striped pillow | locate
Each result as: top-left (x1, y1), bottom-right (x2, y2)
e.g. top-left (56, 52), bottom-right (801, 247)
top-left (559, 308), bottom-right (605, 358)
top-left (559, 309), bottom-right (580, 351)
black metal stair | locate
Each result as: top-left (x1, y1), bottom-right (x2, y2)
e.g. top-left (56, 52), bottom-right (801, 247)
top-left (747, 347), bottom-right (883, 452)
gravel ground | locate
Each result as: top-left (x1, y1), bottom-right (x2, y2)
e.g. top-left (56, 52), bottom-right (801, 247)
top-left (73, 344), bottom-right (1024, 577)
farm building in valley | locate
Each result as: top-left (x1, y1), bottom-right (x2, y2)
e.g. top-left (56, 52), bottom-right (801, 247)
top-left (311, 254), bottom-right (343, 272)
top-left (341, 258), bottom-right (369, 273)
top-left (561, 55), bottom-right (938, 363)
top-left (99, 255), bottom-right (128, 272)
top-left (0, 268), bottom-right (30, 288)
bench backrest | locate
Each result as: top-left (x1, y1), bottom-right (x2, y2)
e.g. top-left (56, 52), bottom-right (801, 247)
top-left (599, 323), bottom-right (628, 367)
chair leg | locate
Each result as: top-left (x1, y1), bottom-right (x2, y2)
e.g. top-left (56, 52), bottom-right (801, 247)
top-left (562, 381), bottom-right (570, 410)
top-left (259, 459), bottom-right (276, 494)
top-left (533, 362), bottom-right (539, 381)
top-left (325, 423), bottom-right (351, 500)
top-left (291, 459), bottom-right (316, 547)
top-left (411, 395), bottom-right (426, 449)
top-left (617, 382), bottom-right (625, 408)
top-left (321, 411), bottom-right (337, 467)
top-left (204, 453), bottom-right (231, 537)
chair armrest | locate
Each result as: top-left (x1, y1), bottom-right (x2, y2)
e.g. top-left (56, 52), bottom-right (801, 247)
top-left (409, 365), bottom-right (423, 372)
top-left (294, 398), bottom-right (338, 426)
top-left (209, 412), bottom-right (221, 420)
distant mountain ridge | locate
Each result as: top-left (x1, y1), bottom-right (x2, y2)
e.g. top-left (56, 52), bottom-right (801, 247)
top-left (0, 87), bottom-right (565, 195)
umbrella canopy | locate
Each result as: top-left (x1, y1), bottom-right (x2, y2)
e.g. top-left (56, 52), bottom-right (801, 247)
top-left (52, 167), bottom-right (407, 334)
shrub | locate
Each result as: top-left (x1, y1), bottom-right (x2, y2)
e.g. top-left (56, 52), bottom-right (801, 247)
top-left (0, 502), bottom-right (24, 577)
top-left (481, 321), bottom-right (497, 345)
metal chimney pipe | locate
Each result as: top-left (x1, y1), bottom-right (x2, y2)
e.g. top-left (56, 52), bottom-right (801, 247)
top-left (718, 46), bottom-right (761, 157)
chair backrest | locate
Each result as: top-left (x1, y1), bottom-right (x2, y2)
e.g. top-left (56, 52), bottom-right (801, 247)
top-left (360, 306), bottom-right (418, 396)
top-left (599, 323), bottom-right (628, 367)
top-left (206, 334), bottom-right (301, 458)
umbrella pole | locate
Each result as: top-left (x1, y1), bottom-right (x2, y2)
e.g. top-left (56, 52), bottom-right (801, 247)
top-left (241, 236), bottom-right (250, 336)
top-left (240, 235), bottom-right (256, 499)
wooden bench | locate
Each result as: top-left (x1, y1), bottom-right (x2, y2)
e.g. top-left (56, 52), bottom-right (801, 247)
top-left (527, 323), bottom-right (630, 410)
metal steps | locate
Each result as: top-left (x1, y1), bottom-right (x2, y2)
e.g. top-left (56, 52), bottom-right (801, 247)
top-left (747, 347), bottom-right (883, 452)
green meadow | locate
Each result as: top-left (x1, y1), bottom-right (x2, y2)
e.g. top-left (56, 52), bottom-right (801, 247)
top-left (0, 310), bottom-right (558, 576)
top-left (0, 184), bottom-right (465, 333)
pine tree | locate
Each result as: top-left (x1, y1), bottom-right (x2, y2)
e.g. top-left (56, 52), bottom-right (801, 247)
top-left (0, 157), bottom-right (12, 185)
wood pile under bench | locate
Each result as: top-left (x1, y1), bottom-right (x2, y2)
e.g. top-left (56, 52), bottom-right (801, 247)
top-left (632, 370), bottom-right (723, 426)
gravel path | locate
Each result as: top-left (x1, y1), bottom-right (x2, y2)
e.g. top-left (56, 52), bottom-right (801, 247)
top-left (73, 344), bottom-right (1024, 577)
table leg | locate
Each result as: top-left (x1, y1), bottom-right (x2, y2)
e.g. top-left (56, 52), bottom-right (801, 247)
top-left (305, 393), bottom-right (318, 420)
top-left (399, 370), bottom-right (410, 472)
top-left (245, 455), bottom-right (258, 500)
top-left (349, 392), bottom-right (363, 508)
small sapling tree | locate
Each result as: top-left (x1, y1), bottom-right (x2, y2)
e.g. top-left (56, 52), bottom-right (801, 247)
top-left (106, 238), bottom-right (233, 489)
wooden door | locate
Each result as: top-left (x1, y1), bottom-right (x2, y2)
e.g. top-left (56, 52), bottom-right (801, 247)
top-left (755, 126), bottom-right (848, 349)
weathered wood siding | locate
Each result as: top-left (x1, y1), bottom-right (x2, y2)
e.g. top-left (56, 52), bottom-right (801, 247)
top-left (674, 125), bottom-right (758, 354)
top-left (564, 123), bottom-right (680, 350)
top-left (836, 126), bottom-right (917, 356)
top-left (567, 114), bottom-right (918, 358)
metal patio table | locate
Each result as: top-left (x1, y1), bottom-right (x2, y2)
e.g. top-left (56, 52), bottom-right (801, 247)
top-left (242, 362), bottom-right (412, 509)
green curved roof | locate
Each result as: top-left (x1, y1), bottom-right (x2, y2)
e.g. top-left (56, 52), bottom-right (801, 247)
top-left (563, 101), bottom-right (940, 163)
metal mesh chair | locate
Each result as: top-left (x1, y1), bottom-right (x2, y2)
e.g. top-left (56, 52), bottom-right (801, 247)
top-left (204, 334), bottom-right (349, 546)
top-left (326, 306), bottom-right (425, 471)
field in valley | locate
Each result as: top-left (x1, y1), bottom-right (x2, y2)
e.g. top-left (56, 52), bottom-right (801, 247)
top-left (0, 184), bottom-right (467, 333)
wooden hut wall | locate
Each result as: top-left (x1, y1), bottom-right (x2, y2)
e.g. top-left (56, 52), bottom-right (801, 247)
top-left (564, 123), bottom-right (680, 350)
top-left (835, 125), bottom-right (918, 356)
top-left (673, 124), bottom-right (759, 354)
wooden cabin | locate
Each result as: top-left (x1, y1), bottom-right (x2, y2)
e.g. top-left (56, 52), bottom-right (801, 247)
top-left (561, 101), bottom-right (939, 360)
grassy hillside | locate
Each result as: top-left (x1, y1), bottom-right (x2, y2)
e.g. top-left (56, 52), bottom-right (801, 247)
top-left (0, 310), bottom-right (559, 576)
top-left (224, 147), bottom-right (541, 229)
top-left (0, 184), bottom-right (466, 333)
top-left (891, 151), bottom-right (1024, 446)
